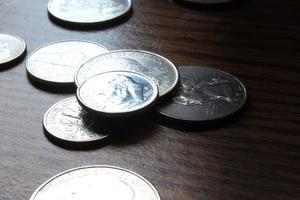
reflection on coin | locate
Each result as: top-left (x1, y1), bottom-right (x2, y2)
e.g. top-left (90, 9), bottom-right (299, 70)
top-left (48, 0), bottom-right (132, 24)
top-left (0, 34), bottom-right (26, 65)
top-left (75, 50), bottom-right (179, 97)
top-left (157, 66), bottom-right (247, 122)
top-left (26, 40), bottom-right (108, 84)
top-left (77, 71), bottom-right (158, 116)
top-left (180, 0), bottom-right (233, 4)
top-left (43, 97), bottom-right (108, 143)
top-left (30, 165), bottom-right (160, 200)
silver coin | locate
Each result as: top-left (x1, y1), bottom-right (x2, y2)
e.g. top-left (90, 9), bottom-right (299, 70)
top-left (75, 50), bottom-right (179, 97)
top-left (48, 0), bottom-right (132, 24)
top-left (0, 33), bottom-right (26, 65)
top-left (26, 40), bottom-right (108, 84)
top-left (43, 97), bottom-right (108, 143)
top-left (30, 165), bottom-right (160, 200)
top-left (77, 71), bottom-right (158, 116)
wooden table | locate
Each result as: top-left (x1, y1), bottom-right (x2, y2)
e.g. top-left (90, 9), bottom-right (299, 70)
top-left (0, 0), bottom-right (299, 199)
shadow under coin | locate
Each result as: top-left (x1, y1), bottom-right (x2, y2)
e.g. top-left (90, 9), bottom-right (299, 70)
top-left (0, 49), bottom-right (27, 72)
top-left (47, 8), bottom-right (133, 31)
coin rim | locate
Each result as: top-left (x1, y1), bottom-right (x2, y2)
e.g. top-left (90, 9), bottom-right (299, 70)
top-left (0, 33), bottom-right (26, 65)
top-left (25, 40), bottom-right (109, 85)
top-left (76, 70), bottom-right (159, 116)
top-left (74, 49), bottom-right (179, 98)
top-left (47, 0), bottom-right (132, 24)
top-left (43, 96), bottom-right (109, 143)
top-left (157, 65), bottom-right (247, 122)
top-left (29, 165), bottom-right (161, 200)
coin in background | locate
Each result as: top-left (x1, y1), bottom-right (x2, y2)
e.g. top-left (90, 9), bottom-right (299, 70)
top-left (180, 0), bottom-right (233, 4)
top-left (157, 66), bottom-right (247, 122)
top-left (75, 50), bottom-right (178, 98)
top-left (48, 0), bottom-right (132, 24)
top-left (77, 71), bottom-right (158, 116)
top-left (0, 33), bottom-right (26, 66)
top-left (43, 97), bottom-right (109, 144)
top-left (30, 165), bottom-right (160, 200)
top-left (26, 40), bottom-right (108, 85)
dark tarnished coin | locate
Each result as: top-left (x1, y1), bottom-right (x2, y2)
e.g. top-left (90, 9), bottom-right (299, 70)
top-left (29, 165), bottom-right (161, 200)
top-left (75, 50), bottom-right (179, 97)
top-left (48, 0), bottom-right (132, 24)
top-left (26, 40), bottom-right (108, 85)
top-left (157, 66), bottom-right (247, 122)
top-left (43, 97), bottom-right (108, 143)
top-left (77, 71), bottom-right (158, 116)
top-left (0, 34), bottom-right (26, 65)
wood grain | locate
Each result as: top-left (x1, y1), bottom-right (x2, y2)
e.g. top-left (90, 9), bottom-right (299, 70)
top-left (0, 0), bottom-right (300, 199)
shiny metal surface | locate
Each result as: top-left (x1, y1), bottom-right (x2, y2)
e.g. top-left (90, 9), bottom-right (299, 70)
top-left (43, 97), bottom-right (108, 143)
top-left (48, 0), bottom-right (132, 24)
top-left (26, 40), bottom-right (108, 84)
top-left (75, 50), bottom-right (178, 97)
top-left (0, 33), bottom-right (26, 65)
top-left (77, 71), bottom-right (158, 116)
top-left (30, 165), bottom-right (160, 200)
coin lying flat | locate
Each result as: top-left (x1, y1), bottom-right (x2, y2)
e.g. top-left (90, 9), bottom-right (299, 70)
top-left (48, 0), bottom-right (132, 24)
top-left (0, 34), bottom-right (26, 65)
top-left (77, 71), bottom-right (158, 116)
top-left (75, 50), bottom-right (179, 97)
top-left (43, 97), bottom-right (109, 143)
top-left (30, 165), bottom-right (160, 200)
top-left (157, 66), bottom-right (247, 122)
top-left (26, 40), bottom-right (108, 85)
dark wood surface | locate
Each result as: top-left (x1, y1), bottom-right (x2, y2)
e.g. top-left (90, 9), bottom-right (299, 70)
top-left (1, 0), bottom-right (300, 199)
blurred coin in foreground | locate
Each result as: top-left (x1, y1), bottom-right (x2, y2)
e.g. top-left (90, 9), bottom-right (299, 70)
top-left (77, 71), bottom-right (158, 116)
top-left (75, 50), bottom-right (178, 97)
top-left (43, 97), bottom-right (109, 144)
top-left (48, 0), bottom-right (132, 24)
top-left (30, 165), bottom-right (160, 200)
top-left (157, 66), bottom-right (247, 122)
top-left (0, 33), bottom-right (26, 66)
top-left (26, 40), bottom-right (108, 85)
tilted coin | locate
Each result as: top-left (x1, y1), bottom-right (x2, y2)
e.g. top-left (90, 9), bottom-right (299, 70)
top-left (157, 66), bottom-right (247, 122)
top-left (26, 40), bottom-right (108, 85)
top-left (43, 97), bottom-right (108, 143)
top-left (0, 33), bottom-right (26, 65)
top-left (77, 71), bottom-right (158, 116)
top-left (30, 165), bottom-right (161, 200)
top-left (48, 0), bottom-right (132, 24)
top-left (75, 50), bottom-right (179, 97)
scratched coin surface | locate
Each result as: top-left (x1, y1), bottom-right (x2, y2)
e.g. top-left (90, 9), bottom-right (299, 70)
top-left (75, 50), bottom-right (178, 97)
top-left (30, 165), bottom-right (160, 200)
top-left (77, 71), bottom-right (158, 116)
top-left (43, 97), bottom-right (109, 143)
top-left (48, 0), bottom-right (132, 24)
top-left (0, 34), bottom-right (26, 65)
top-left (157, 66), bottom-right (247, 122)
top-left (26, 40), bottom-right (108, 84)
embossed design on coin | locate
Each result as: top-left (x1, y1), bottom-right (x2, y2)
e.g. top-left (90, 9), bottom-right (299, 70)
top-left (26, 40), bottom-right (108, 84)
top-left (48, 0), bottom-right (132, 24)
top-left (157, 66), bottom-right (247, 121)
top-left (75, 50), bottom-right (179, 97)
top-left (43, 97), bottom-right (108, 143)
top-left (30, 165), bottom-right (160, 200)
top-left (0, 34), bottom-right (26, 65)
top-left (77, 71), bottom-right (158, 116)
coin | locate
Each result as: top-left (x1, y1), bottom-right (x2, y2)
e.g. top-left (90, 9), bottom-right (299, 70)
top-left (77, 71), bottom-right (158, 116)
top-left (180, 0), bottom-right (233, 4)
top-left (43, 97), bottom-right (109, 143)
top-left (26, 40), bottom-right (108, 85)
top-left (157, 66), bottom-right (247, 122)
top-left (0, 33), bottom-right (26, 66)
top-left (30, 165), bottom-right (161, 200)
top-left (48, 0), bottom-right (132, 24)
top-left (75, 50), bottom-right (179, 97)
